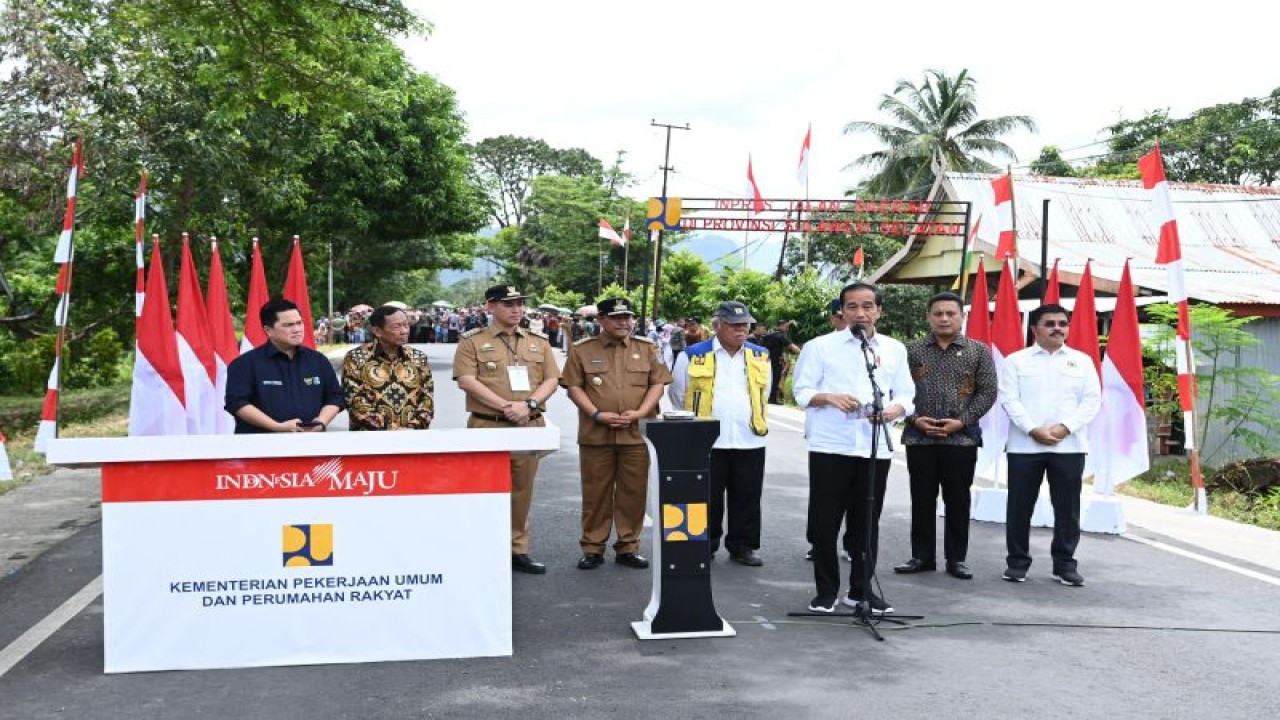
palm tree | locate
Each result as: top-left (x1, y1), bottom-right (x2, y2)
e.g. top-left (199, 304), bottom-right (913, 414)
top-left (844, 69), bottom-right (1037, 198)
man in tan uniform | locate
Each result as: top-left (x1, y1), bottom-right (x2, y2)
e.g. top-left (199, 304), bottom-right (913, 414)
top-left (454, 285), bottom-right (561, 574)
top-left (561, 298), bottom-right (672, 570)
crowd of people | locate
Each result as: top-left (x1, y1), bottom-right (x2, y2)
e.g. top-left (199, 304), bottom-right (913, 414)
top-left (226, 283), bottom-right (1100, 615)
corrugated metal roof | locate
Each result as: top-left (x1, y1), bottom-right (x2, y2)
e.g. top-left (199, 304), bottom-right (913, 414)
top-left (942, 172), bottom-right (1280, 305)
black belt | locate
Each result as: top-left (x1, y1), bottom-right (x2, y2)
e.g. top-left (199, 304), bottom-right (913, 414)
top-left (472, 412), bottom-right (542, 423)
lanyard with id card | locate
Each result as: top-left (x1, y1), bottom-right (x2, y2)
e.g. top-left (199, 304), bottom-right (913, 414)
top-left (499, 333), bottom-right (532, 392)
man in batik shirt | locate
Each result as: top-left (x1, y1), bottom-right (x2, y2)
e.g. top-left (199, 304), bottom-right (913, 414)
top-left (342, 305), bottom-right (434, 430)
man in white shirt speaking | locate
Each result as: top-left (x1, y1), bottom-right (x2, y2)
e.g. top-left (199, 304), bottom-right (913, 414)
top-left (792, 282), bottom-right (915, 613)
top-left (669, 301), bottom-right (772, 566)
top-left (998, 303), bottom-right (1102, 587)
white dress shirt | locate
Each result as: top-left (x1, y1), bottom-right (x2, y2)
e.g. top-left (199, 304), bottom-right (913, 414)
top-left (669, 337), bottom-right (770, 450)
top-left (999, 343), bottom-right (1102, 454)
top-left (792, 328), bottom-right (915, 459)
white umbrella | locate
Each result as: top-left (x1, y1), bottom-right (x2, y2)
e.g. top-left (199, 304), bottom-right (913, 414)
top-left (431, 300), bottom-right (454, 308)
top-left (383, 300), bottom-right (409, 309)
top-left (537, 303), bottom-right (559, 312)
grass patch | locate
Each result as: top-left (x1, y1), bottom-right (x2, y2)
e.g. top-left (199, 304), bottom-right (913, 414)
top-left (1, 385), bottom-right (130, 496)
top-left (1118, 459), bottom-right (1280, 531)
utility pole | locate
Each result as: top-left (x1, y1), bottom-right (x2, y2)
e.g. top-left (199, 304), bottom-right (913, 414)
top-left (639, 119), bottom-right (689, 325)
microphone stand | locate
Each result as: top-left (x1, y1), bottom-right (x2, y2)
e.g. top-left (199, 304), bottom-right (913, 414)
top-left (790, 325), bottom-right (923, 640)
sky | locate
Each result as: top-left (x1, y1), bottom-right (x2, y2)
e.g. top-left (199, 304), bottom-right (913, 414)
top-left (402, 0), bottom-right (1276, 206)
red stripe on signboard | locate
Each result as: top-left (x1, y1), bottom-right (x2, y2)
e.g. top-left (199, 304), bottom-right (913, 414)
top-left (103, 452), bottom-right (511, 503)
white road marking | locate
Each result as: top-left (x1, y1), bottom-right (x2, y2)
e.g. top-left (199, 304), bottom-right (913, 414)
top-left (0, 574), bottom-right (103, 679)
top-left (1122, 534), bottom-right (1280, 587)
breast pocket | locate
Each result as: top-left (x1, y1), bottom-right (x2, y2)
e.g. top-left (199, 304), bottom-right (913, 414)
top-left (625, 353), bottom-right (651, 385)
top-left (518, 345), bottom-right (546, 384)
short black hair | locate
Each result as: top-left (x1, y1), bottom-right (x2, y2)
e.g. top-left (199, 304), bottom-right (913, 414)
top-left (927, 291), bottom-right (965, 312)
top-left (1029, 303), bottom-right (1070, 326)
top-left (369, 305), bottom-right (406, 328)
top-left (259, 297), bottom-right (300, 328)
top-left (839, 281), bottom-right (883, 307)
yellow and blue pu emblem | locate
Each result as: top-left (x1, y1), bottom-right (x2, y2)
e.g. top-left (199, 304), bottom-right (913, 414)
top-left (663, 503), bottom-right (707, 541)
top-left (283, 523), bottom-right (333, 566)
top-left (646, 196), bottom-right (683, 231)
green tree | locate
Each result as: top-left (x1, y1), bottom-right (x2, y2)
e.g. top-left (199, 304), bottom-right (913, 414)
top-left (1145, 303), bottom-right (1280, 463)
top-left (843, 68), bottom-right (1037, 198)
top-left (1030, 145), bottom-right (1078, 177)
top-left (656, 249), bottom-right (717, 320)
top-left (468, 135), bottom-right (604, 228)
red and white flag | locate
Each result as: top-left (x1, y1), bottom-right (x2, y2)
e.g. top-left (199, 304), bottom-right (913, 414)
top-left (134, 171), bottom-right (148, 319)
top-left (129, 238), bottom-right (187, 436)
top-left (991, 173), bottom-right (1017, 260)
top-left (205, 237), bottom-right (239, 434)
top-left (241, 237), bottom-right (269, 353)
top-left (598, 219), bottom-right (624, 246)
top-left (747, 154), bottom-right (765, 215)
top-left (1139, 142), bottom-right (1206, 508)
top-left (964, 256), bottom-right (991, 345)
top-left (795, 124), bottom-right (812, 186)
top-left (1043, 258), bottom-right (1061, 305)
top-left (1087, 259), bottom-right (1150, 492)
top-left (35, 138), bottom-right (84, 453)
top-left (176, 233), bottom-right (219, 434)
top-left (282, 235), bottom-right (317, 349)
top-left (1065, 260), bottom-right (1101, 376)
top-left (976, 257), bottom-right (1025, 479)
top-left (852, 246), bottom-right (865, 278)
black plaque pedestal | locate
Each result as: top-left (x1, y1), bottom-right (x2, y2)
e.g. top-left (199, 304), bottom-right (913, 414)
top-left (631, 418), bottom-right (735, 639)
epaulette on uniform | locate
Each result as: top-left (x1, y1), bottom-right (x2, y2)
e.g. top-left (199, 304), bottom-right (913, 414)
top-left (461, 327), bottom-right (484, 339)
top-left (633, 336), bottom-right (655, 344)
top-left (525, 329), bottom-right (549, 340)
top-left (574, 336), bottom-right (597, 346)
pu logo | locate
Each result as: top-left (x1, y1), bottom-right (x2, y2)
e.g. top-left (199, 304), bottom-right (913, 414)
top-left (646, 196), bottom-right (683, 231)
top-left (662, 503), bottom-right (707, 541)
top-left (283, 524), bottom-right (333, 566)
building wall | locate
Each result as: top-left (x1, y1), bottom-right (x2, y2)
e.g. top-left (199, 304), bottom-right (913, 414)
top-left (1196, 317), bottom-right (1280, 466)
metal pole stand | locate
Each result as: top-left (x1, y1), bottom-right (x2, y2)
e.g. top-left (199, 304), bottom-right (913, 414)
top-left (631, 418), bottom-right (735, 639)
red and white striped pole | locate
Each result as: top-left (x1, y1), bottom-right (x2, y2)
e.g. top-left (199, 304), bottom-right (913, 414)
top-left (1139, 142), bottom-right (1207, 514)
top-left (35, 138), bottom-right (85, 452)
top-left (134, 170), bottom-right (148, 321)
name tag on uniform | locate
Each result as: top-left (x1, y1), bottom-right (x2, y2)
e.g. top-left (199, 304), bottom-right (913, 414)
top-left (508, 366), bottom-right (531, 392)
top-left (262, 380), bottom-right (283, 386)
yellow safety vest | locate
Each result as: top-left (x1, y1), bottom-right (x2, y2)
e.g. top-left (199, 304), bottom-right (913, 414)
top-left (683, 343), bottom-right (770, 436)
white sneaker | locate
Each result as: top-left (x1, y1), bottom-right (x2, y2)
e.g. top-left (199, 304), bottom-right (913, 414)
top-left (808, 596), bottom-right (837, 613)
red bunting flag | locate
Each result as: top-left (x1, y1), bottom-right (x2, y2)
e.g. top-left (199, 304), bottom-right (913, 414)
top-left (205, 237), bottom-right (239, 434)
top-left (1043, 258), bottom-right (1061, 305)
top-left (129, 237), bottom-right (187, 436)
top-left (134, 171), bottom-right (148, 320)
top-left (241, 237), bottom-right (269, 352)
top-left (599, 219), bottom-right (624, 246)
top-left (282, 235), bottom-right (317, 349)
top-left (991, 173), bottom-right (1017, 260)
top-left (176, 233), bottom-right (219, 434)
top-left (1065, 260), bottom-right (1101, 377)
top-left (1087, 259), bottom-right (1150, 492)
top-left (795, 124), bottom-right (811, 186)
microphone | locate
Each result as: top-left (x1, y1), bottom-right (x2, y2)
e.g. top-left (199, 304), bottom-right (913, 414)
top-left (851, 323), bottom-right (867, 341)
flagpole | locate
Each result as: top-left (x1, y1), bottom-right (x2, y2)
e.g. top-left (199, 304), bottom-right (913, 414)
top-left (597, 235), bottom-right (603, 296)
top-left (623, 241), bottom-right (629, 289)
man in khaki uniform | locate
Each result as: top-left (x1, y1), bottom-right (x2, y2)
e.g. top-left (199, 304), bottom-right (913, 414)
top-left (454, 285), bottom-right (561, 574)
top-left (561, 298), bottom-right (672, 570)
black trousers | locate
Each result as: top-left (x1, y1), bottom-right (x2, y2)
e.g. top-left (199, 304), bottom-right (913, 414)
top-left (768, 361), bottom-right (784, 403)
top-left (808, 452), bottom-right (890, 601)
top-left (709, 448), bottom-right (766, 554)
top-left (1006, 452), bottom-right (1086, 573)
top-left (906, 445), bottom-right (978, 562)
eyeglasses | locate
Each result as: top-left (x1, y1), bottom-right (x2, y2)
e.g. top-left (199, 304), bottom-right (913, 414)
top-left (1039, 320), bottom-right (1070, 328)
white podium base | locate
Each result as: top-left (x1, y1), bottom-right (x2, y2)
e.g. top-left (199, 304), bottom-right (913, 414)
top-left (631, 619), bottom-right (736, 640)
top-left (1081, 496), bottom-right (1127, 534)
top-left (972, 487), bottom-right (1007, 523)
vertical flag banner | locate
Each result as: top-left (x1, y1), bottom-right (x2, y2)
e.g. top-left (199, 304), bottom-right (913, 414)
top-left (282, 235), bottom-right (317, 349)
top-left (976, 257), bottom-right (1025, 479)
top-left (176, 234), bottom-right (219, 434)
top-left (852, 246), bottom-right (865, 279)
top-left (964, 256), bottom-right (991, 345)
top-left (991, 173), bottom-right (1017, 260)
top-left (746, 154), bottom-right (765, 215)
top-left (205, 238), bottom-right (239, 434)
top-left (1088, 259), bottom-right (1150, 493)
top-left (1065, 260), bottom-right (1101, 376)
top-left (1139, 142), bottom-right (1206, 510)
top-left (35, 138), bottom-right (84, 453)
top-left (1043, 258), bottom-right (1061, 305)
top-left (134, 171), bottom-right (148, 320)
top-left (795, 124), bottom-right (811, 186)
top-left (598, 219), bottom-right (624, 246)
top-left (241, 237), bottom-right (269, 353)
top-left (129, 238), bottom-right (187, 437)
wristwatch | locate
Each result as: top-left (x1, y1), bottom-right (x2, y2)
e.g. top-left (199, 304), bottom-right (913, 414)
top-left (525, 398), bottom-right (540, 411)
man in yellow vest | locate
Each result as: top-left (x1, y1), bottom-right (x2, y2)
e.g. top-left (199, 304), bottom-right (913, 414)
top-left (669, 301), bottom-right (771, 566)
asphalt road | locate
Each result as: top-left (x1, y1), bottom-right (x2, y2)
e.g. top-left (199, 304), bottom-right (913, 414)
top-left (1, 343), bottom-right (1278, 719)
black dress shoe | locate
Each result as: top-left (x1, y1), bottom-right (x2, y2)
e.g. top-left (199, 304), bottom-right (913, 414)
top-left (893, 558), bottom-right (937, 574)
top-left (728, 549), bottom-right (763, 567)
top-left (512, 554), bottom-right (547, 574)
top-left (946, 561), bottom-right (974, 579)
top-left (615, 552), bottom-right (650, 569)
top-left (576, 553), bottom-right (604, 570)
